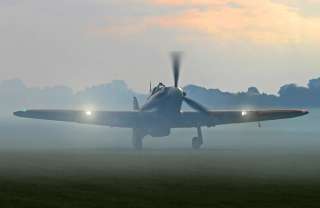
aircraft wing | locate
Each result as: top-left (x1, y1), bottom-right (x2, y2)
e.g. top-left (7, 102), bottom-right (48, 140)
top-left (13, 110), bottom-right (147, 128)
top-left (176, 109), bottom-right (308, 128)
top-left (14, 109), bottom-right (308, 128)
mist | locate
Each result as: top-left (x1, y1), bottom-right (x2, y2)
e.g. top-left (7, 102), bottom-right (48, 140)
top-left (2, 1), bottom-right (320, 206)
top-left (0, 108), bottom-right (317, 150)
top-left (0, 79), bottom-right (319, 183)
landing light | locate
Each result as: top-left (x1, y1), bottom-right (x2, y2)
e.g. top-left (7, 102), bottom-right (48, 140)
top-left (85, 110), bottom-right (92, 116)
top-left (241, 111), bottom-right (247, 116)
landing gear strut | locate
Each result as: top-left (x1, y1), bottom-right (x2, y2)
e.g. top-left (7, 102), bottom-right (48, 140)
top-left (132, 128), bottom-right (145, 150)
top-left (192, 127), bottom-right (203, 150)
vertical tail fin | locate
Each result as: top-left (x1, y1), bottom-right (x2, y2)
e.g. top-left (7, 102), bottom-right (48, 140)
top-left (133, 97), bottom-right (140, 110)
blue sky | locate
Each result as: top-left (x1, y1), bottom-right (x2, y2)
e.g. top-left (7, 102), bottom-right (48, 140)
top-left (1, 0), bottom-right (320, 93)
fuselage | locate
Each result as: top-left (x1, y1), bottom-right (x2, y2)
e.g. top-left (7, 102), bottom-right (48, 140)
top-left (138, 86), bottom-right (186, 137)
top-left (143, 85), bottom-right (185, 114)
top-left (154, 87), bottom-right (184, 115)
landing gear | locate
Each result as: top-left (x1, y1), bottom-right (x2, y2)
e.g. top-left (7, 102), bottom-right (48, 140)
top-left (192, 137), bottom-right (202, 149)
top-left (132, 128), bottom-right (145, 150)
top-left (192, 127), bottom-right (203, 150)
top-left (133, 136), bottom-right (143, 150)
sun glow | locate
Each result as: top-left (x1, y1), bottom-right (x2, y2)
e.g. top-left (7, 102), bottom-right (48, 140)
top-left (102, 0), bottom-right (320, 44)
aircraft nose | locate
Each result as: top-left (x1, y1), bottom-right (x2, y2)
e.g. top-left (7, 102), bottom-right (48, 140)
top-left (176, 87), bottom-right (185, 96)
top-left (168, 87), bottom-right (183, 97)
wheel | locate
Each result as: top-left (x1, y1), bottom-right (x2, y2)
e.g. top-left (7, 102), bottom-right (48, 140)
top-left (132, 128), bottom-right (145, 150)
top-left (133, 137), bottom-right (143, 150)
top-left (192, 137), bottom-right (202, 150)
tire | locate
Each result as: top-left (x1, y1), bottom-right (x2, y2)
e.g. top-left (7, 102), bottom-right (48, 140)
top-left (192, 137), bottom-right (201, 150)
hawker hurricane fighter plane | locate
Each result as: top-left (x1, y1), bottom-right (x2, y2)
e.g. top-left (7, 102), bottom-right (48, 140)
top-left (14, 53), bottom-right (309, 150)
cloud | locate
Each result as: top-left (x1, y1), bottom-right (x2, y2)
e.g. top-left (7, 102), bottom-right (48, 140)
top-left (100, 0), bottom-right (320, 45)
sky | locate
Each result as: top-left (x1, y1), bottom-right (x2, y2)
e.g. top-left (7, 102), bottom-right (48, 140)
top-left (1, 0), bottom-right (320, 94)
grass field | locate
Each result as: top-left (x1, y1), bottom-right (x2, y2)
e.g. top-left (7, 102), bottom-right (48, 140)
top-left (0, 149), bottom-right (320, 208)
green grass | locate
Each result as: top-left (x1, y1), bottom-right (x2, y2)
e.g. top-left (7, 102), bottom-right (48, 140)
top-left (0, 149), bottom-right (320, 208)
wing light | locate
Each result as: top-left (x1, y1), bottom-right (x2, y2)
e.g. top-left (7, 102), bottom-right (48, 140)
top-left (241, 111), bottom-right (247, 116)
top-left (85, 110), bottom-right (92, 116)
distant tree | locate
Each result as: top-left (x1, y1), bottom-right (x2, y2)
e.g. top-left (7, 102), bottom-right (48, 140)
top-left (308, 78), bottom-right (320, 91)
top-left (278, 84), bottom-right (312, 107)
top-left (1, 76), bottom-right (320, 115)
top-left (247, 87), bottom-right (260, 96)
top-left (307, 78), bottom-right (320, 106)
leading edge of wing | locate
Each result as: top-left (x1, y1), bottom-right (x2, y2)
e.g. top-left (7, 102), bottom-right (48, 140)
top-left (213, 109), bottom-right (308, 116)
top-left (13, 108), bottom-right (309, 128)
top-left (207, 109), bottom-right (309, 124)
top-left (179, 109), bottom-right (309, 127)
top-left (13, 109), bottom-right (143, 127)
top-left (13, 109), bottom-right (98, 123)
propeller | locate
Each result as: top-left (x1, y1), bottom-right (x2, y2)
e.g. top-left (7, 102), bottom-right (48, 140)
top-left (171, 52), bottom-right (182, 88)
top-left (183, 96), bottom-right (209, 115)
top-left (141, 51), bottom-right (209, 115)
top-left (171, 52), bottom-right (209, 114)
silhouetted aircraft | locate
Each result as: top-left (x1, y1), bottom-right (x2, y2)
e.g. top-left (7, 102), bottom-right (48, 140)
top-left (14, 52), bottom-right (309, 150)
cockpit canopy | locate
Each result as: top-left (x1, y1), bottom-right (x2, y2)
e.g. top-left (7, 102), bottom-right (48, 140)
top-left (151, 82), bottom-right (166, 95)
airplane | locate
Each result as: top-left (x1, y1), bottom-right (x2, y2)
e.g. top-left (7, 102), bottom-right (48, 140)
top-left (14, 52), bottom-right (309, 150)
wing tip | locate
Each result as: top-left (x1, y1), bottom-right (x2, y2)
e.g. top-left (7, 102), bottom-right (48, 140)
top-left (301, 109), bottom-right (309, 115)
top-left (13, 110), bottom-right (25, 117)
